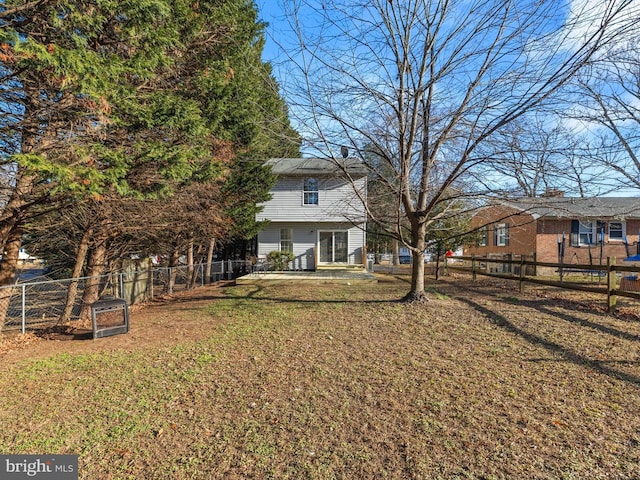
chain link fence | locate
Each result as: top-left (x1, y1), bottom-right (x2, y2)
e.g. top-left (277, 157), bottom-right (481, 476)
top-left (0, 260), bottom-right (250, 333)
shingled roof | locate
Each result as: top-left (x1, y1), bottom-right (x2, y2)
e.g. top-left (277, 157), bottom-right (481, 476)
top-left (502, 197), bottom-right (640, 219)
top-left (266, 158), bottom-right (367, 177)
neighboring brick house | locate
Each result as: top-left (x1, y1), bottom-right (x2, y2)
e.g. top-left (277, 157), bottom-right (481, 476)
top-left (256, 158), bottom-right (367, 270)
top-left (464, 197), bottom-right (640, 268)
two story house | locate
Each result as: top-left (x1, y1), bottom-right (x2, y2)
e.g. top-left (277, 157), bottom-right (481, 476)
top-left (256, 158), bottom-right (367, 270)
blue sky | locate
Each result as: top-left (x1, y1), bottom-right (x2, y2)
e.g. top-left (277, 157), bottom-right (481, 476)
top-left (251, 0), bottom-right (640, 197)
top-left (255, 1), bottom-right (286, 63)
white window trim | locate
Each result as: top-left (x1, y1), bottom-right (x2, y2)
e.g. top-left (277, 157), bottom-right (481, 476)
top-left (578, 221), bottom-right (594, 246)
top-left (280, 228), bottom-right (293, 252)
top-left (496, 223), bottom-right (508, 247)
top-left (608, 220), bottom-right (625, 242)
top-left (318, 230), bottom-right (349, 264)
top-left (303, 178), bottom-right (319, 206)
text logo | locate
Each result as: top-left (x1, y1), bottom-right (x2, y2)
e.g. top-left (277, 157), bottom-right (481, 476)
top-left (0, 455), bottom-right (78, 479)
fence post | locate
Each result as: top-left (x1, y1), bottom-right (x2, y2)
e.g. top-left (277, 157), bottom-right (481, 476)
top-left (149, 262), bottom-right (154, 301)
top-left (21, 284), bottom-right (26, 335)
top-left (519, 256), bottom-right (525, 293)
top-left (607, 256), bottom-right (617, 312)
top-left (472, 255), bottom-right (477, 281)
top-left (119, 272), bottom-right (124, 300)
top-left (227, 260), bottom-right (233, 280)
top-left (532, 253), bottom-right (537, 277)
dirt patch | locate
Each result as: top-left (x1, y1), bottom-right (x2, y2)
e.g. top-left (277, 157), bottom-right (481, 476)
top-left (0, 281), bottom-right (235, 361)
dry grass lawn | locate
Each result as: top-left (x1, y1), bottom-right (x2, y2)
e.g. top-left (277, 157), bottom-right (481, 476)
top-left (0, 274), bottom-right (639, 479)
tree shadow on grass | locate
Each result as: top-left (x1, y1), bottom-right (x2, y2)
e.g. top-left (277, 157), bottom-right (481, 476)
top-left (219, 283), bottom-right (411, 304)
top-left (500, 296), bottom-right (640, 343)
top-left (458, 296), bottom-right (640, 387)
top-left (447, 278), bottom-right (640, 341)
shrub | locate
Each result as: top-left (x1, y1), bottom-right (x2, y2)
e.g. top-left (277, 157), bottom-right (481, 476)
top-left (267, 251), bottom-right (295, 271)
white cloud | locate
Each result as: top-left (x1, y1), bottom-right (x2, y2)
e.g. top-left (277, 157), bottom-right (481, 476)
top-left (563, 0), bottom-right (640, 54)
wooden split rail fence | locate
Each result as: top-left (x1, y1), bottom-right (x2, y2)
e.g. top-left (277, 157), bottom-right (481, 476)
top-left (444, 255), bottom-right (640, 312)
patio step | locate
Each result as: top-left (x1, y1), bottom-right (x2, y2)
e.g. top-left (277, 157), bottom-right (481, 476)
top-left (316, 264), bottom-right (367, 271)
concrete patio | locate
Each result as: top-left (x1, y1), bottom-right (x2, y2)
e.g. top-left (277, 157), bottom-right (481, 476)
top-left (235, 269), bottom-right (378, 285)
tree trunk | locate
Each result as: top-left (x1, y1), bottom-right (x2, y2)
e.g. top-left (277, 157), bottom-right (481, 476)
top-left (79, 242), bottom-right (107, 321)
top-left (186, 238), bottom-right (194, 289)
top-left (0, 222), bottom-right (24, 328)
top-left (402, 221), bottom-right (429, 302)
top-left (167, 247), bottom-right (180, 294)
top-left (403, 249), bottom-right (428, 303)
top-left (205, 237), bottom-right (216, 284)
top-left (393, 239), bottom-right (400, 266)
top-left (0, 86), bottom-right (40, 266)
top-left (59, 229), bottom-right (91, 324)
top-left (0, 220), bottom-right (23, 285)
top-left (196, 242), bottom-right (205, 286)
top-left (188, 241), bottom-right (204, 288)
top-left (0, 166), bottom-right (38, 297)
top-left (0, 172), bottom-right (33, 256)
top-left (0, 91), bottom-right (42, 329)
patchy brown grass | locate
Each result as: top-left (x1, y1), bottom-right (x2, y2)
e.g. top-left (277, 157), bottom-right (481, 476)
top-left (1, 274), bottom-right (640, 479)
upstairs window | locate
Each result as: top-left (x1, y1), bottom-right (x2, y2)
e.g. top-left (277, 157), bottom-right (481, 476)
top-left (303, 178), bottom-right (319, 205)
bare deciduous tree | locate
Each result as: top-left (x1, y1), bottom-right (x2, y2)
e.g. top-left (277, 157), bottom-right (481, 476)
top-left (481, 117), bottom-right (596, 197)
top-left (567, 41), bottom-right (640, 193)
top-left (277, 0), bottom-right (636, 301)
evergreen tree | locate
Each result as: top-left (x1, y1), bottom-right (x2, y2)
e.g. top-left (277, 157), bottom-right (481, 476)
top-left (4, 0), bottom-right (300, 322)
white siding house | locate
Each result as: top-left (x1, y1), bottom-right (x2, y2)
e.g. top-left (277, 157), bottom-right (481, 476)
top-left (256, 158), bottom-right (367, 270)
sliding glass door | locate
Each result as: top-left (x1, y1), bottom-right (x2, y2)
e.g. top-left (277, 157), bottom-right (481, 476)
top-left (319, 231), bottom-right (348, 263)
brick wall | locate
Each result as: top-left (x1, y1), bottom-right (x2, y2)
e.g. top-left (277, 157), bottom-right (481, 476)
top-left (465, 205), bottom-right (536, 257)
top-left (537, 218), bottom-right (640, 264)
top-left (465, 208), bottom-right (640, 269)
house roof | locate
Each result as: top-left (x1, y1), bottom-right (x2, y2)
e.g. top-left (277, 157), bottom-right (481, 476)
top-left (266, 158), bottom-right (367, 177)
top-left (502, 197), bottom-right (640, 220)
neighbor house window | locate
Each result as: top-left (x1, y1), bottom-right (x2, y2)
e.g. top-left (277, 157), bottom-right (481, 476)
top-left (579, 221), bottom-right (593, 245)
top-left (609, 221), bottom-right (624, 241)
top-left (494, 223), bottom-right (509, 247)
top-left (280, 228), bottom-right (293, 252)
top-left (478, 226), bottom-right (489, 247)
top-left (571, 220), bottom-right (596, 246)
top-left (303, 178), bottom-right (319, 205)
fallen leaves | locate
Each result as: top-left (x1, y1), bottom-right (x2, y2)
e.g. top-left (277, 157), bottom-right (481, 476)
top-left (0, 332), bottom-right (41, 356)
